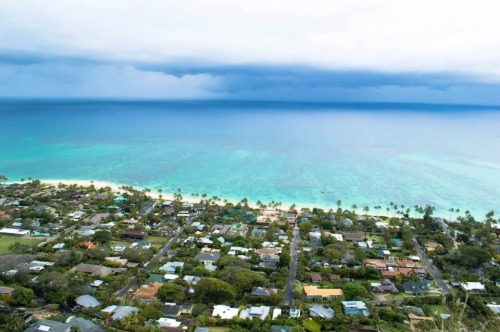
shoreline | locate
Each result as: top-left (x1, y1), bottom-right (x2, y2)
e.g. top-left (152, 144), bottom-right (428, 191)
top-left (3, 178), bottom-right (463, 219)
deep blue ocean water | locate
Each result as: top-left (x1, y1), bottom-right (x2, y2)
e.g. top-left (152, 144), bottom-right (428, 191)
top-left (1, 100), bottom-right (499, 218)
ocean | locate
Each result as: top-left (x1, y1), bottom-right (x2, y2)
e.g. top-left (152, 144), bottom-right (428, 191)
top-left (1, 100), bottom-right (499, 218)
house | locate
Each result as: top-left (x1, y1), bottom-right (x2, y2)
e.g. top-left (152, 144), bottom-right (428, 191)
top-left (309, 231), bottom-right (322, 243)
top-left (25, 319), bottom-right (71, 332)
top-left (212, 305), bottom-right (240, 319)
top-left (344, 232), bottom-right (364, 242)
top-left (0, 286), bottom-right (15, 297)
top-left (66, 316), bottom-right (105, 332)
top-left (75, 294), bottom-right (101, 308)
top-left (133, 282), bottom-right (163, 302)
top-left (460, 282), bottom-right (486, 293)
top-left (119, 231), bottom-right (147, 239)
top-left (157, 317), bottom-right (184, 329)
top-left (402, 280), bottom-right (430, 295)
top-left (330, 274), bottom-right (341, 282)
top-left (400, 305), bottom-right (425, 316)
top-left (381, 267), bottom-right (414, 278)
top-left (271, 326), bottom-right (291, 332)
top-left (160, 304), bottom-right (193, 317)
top-left (105, 257), bottom-right (128, 266)
top-left (163, 274), bottom-right (180, 282)
top-left (101, 305), bottom-right (139, 321)
top-left (303, 285), bottom-right (344, 300)
top-left (195, 252), bottom-right (220, 265)
top-left (487, 304), bottom-right (500, 314)
top-left (370, 279), bottom-right (398, 294)
top-left (239, 306), bottom-right (271, 320)
top-left (73, 263), bottom-right (112, 277)
top-left (342, 301), bottom-right (370, 316)
top-left (310, 273), bottom-right (323, 283)
top-left (0, 228), bottom-right (30, 236)
top-left (252, 228), bottom-right (266, 237)
top-left (376, 250), bottom-right (391, 258)
top-left (139, 200), bottom-right (156, 216)
top-left (309, 305), bottom-right (334, 319)
top-left (159, 261), bottom-right (185, 273)
top-left (251, 287), bottom-right (278, 296)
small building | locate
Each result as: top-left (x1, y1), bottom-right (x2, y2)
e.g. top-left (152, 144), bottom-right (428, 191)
top-left (342, 301), bottom-right (369, 316)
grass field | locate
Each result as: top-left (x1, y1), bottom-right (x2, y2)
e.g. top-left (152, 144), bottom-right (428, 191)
top-left (208, 328), bottom-right (231, 332)
top-left (0, 235), bottom-right (44, 254)
top-left (146, 235), bottom-right (170, 244)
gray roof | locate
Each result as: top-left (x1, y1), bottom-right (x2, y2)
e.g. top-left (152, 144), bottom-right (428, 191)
top-left (75, 294), bottom-right (101, 308)
top-left (195, 252), bottom-right (220, 261)
top-left (194, 328), bottom-right (210, 332)
top-left (309, 305), bottom-right (334, 319)
top-left (67, 317), bottom-right (105, 332)
top-left (25, 319), bottom-right (71, 332)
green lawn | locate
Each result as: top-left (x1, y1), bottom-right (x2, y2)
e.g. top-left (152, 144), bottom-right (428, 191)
top-left (0, 235), bottom-right (44, 254)
top-left (365, 235), bottom-right (385, 243)
top-left (208, 328), bottom-right (231, 332)
top-left (427, 305), bottom-right (448, 315)
top-left (146, 235), bottom-right (170, 244)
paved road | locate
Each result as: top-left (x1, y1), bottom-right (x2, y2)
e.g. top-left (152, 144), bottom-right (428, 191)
top-left (116, 223), bottom-right (186, 298)
top-left (412, 235), bottom-right (450, 295)
top-left (284, 227), bottom-right (300, 306)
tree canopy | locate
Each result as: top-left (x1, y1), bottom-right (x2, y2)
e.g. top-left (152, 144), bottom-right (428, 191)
top-left (194, 277), bottom-right (237, 304)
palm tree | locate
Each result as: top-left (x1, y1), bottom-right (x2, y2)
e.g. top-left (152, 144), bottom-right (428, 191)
top-left (336, 200), bottom-right (342, 209)
top-left (351, 204), bottom-right (357, 215)
top-left (363, 205), bottom-right (369, 217)
top-left (449, 208), bottom-right (455, 221)
top-left (0, 175), bottom-right (8, 184)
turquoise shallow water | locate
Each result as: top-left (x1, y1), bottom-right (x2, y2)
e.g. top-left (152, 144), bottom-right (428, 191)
top-left (1, 100), bottom-right (499, 218)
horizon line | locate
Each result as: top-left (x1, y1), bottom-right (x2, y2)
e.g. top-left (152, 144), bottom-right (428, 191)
top-left (1, 97), bottom-right (499, 110)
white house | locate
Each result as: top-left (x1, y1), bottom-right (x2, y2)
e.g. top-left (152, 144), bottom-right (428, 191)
top-left (212, 305), bottom-right (239, 319)
top-left (460, 282), bottom-right (486, 292)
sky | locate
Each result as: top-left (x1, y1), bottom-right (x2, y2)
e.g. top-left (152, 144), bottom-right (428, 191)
top-left (1, 0), bottom-right (500, 104)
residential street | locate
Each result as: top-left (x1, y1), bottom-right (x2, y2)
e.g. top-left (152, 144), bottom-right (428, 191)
top-left (412, 235), bottom-right (450, 295)
top-left (116, 221), bottom-right (188, 298)
top-left (284, 227), bottom-right (300, 305)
